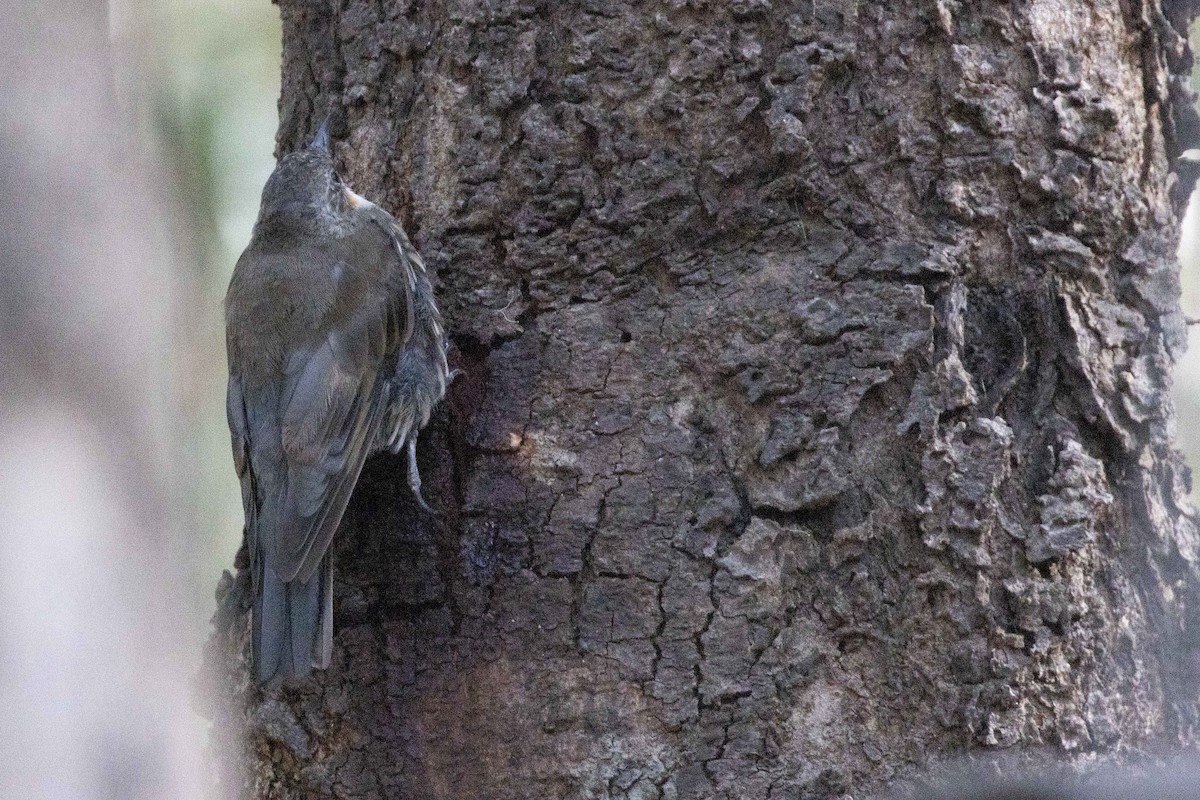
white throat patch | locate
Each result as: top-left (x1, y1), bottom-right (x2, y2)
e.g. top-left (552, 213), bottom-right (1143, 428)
top-left (343, 187), bottom-right (375, 209)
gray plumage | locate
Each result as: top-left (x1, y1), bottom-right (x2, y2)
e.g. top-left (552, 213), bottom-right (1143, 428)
top-left (225, 123), bottom-right (449, 683)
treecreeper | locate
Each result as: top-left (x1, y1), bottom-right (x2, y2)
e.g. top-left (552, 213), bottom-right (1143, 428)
top-left (224, 120), bottom-right (451, 683)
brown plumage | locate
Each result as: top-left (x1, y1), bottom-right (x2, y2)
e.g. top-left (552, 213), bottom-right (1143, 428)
top-left (225, 123), bottom-right (449, 682)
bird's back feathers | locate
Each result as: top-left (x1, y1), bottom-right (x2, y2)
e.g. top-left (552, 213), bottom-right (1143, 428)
top-left (226, 163), bottom-right (446, 682)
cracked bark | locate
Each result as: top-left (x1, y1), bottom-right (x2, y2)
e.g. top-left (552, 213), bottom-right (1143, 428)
top-left (207, 1), bottom-right (1200, 797)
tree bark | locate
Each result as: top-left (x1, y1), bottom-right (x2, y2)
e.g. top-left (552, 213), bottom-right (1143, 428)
top-left (211, 1), bottom-right (1200, 797)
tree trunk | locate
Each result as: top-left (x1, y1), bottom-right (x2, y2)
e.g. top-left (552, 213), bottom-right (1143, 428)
top-left (210, 1), bottom-right (1200, 797)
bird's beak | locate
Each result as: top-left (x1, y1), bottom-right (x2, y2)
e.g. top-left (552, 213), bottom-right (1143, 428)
top-left (310, 117), bottom-right (331, 152)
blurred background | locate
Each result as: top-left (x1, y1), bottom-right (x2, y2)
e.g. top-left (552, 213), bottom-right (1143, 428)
top-left (0, 0), bottom-right (278, 795)
top-left (139, 0), bottom-right (280, 588)
top-left (3, 1), bottom-right (1200, 797)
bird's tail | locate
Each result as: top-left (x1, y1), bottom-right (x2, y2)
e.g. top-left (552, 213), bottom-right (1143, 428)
top-left (252, 551), bottom-right (333, 683)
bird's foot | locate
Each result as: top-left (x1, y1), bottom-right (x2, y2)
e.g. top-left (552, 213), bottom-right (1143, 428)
top-left (407, 438), bottom-right (432, 513)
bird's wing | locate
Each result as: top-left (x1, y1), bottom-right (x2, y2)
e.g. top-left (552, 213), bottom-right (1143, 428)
top-left (344, 188), bottom-right (425, 305)
top-left (354, 201), bottom-right (448, 448)
top-left (226, 373), bottom-right (259, 566)
top-left (270, 269), bottom-right (413, 584)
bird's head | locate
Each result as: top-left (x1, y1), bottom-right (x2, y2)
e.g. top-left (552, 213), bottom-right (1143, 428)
top-left (256, 119), bottom-right (368, 231)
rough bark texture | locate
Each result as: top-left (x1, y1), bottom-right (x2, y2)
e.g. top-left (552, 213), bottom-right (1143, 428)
top-left (210, 1), bottom-right (1200, 797)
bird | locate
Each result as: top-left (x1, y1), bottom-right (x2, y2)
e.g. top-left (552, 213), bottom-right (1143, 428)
top-left (225, 119), bottom-right (450, 683)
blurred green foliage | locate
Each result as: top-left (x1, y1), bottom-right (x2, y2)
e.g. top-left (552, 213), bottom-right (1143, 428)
top-left (154, 0), bottom-right (281, 276)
